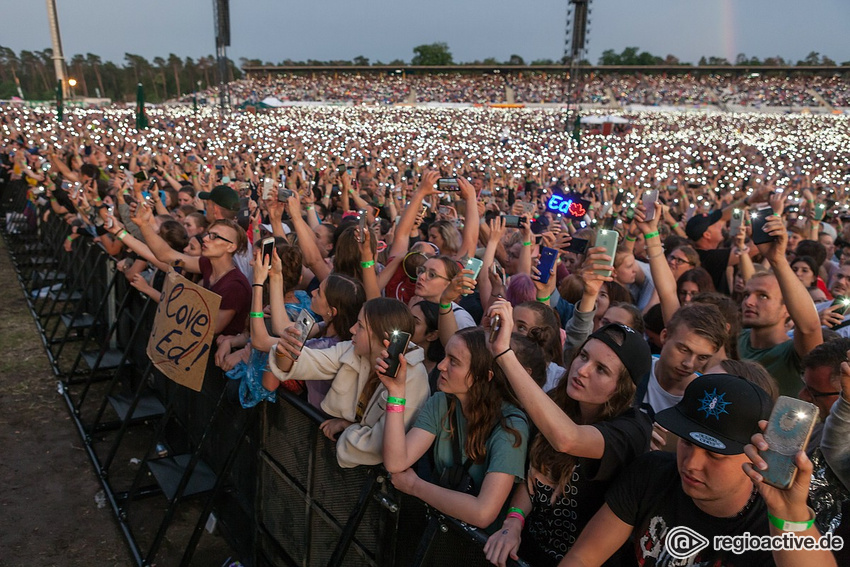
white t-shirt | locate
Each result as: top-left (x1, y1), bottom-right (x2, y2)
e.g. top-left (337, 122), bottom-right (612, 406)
top-left (450, 302), bottom-right (476, 329)
top-left (639, 357), bottom-right (684, 418)
top-left (543, 362), bottom-right (566, 392)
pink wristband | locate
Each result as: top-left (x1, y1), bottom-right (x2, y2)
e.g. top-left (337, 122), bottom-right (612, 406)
top-left (386, 403), bottom-right (405, 413)
top-left (506, 511), bottom-right (525, 527)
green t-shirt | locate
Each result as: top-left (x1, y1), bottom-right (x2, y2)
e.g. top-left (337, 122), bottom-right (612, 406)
top-left (738, 329), bottom-right (801, 397)
top-left (414, 392), bottom-right (529, 531)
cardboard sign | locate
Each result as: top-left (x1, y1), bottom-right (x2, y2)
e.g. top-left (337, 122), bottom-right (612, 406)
top-left (545, 190), bottom-right (590, 219)
top-left (146, 270), bottom-right (220, 392)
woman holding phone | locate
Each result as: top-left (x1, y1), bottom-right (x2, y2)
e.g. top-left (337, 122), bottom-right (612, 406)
top-left (483, 301), bottom-right (652, 566)
top-left (378, 327), bottom-right (529, 532)
top-left (266, 298), bottom-right (429, 468)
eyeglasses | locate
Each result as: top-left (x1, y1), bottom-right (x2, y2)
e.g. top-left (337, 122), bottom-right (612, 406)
top-left (416, 266), bottom-right (451, 282)
top-left (668, 255), bottom-right (694, 266)
top-left (205, 232), bottom-right (234, 244)
top-left (801, 379), bottom-right (840, 399)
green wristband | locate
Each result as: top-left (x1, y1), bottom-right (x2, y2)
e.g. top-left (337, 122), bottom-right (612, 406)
top-left (522, 241), bottom-right (532, 247)
top-left (439, 303), bottom-right (452, 310)
top-left (387, 396), bottom-right (406, 406)
top-left (644, 230), bottom-right (660, 240)
top-left (249, 312), bottom-right (264, 318)
top-left (767, 508), bottom-right (815, 532)
top-left (625, 235), bottom-right (636, 242)
top-left (537, 294), bottom-right (552, 303)
top-left (507, 507), bottom-right (526, 519)
top-left (360, 260), bottom-right (375, 269)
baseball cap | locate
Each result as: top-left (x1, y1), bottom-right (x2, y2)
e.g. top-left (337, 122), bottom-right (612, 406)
top-left (198, 185), bottom-right (239, 212)
top-left (584, 323), bottom-right (652, 385)
top-left (685, 210), bottom-right (723, 241)
top-left (655, 373), bottom-right (773, 455)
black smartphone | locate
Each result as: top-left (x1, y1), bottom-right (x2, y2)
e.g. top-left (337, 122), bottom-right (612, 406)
top-left (337, 164), bottom-right (347, 175)
top-left (536, 246), bottom-right (558, 284)
top-left (358, 210), bottom-right (367, 238)
top-left (278, 187), bottom-right (293, 201)
top-left (383, 330), bottom-right (412, 378)
top-left (564, 237), bottom-right (589, 255)
top-left (751, 205), bottom-right (777, 245)
top-left (503, 215), bottom-right (525, 228)
top-left (133, 170), bottom-right (148, 182)
top-left (437, 178), bottom-right (460, 192)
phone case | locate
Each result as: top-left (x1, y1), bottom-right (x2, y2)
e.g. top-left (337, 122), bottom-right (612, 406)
top-left (566, 237), bottom-right (589, 255)
top-left (261, 237), bottom-right (275, 260)
top-left (489, 314), bottom-right (502, 343)
top-left (262, 178), bottom-right (274, 200)
top-left (761, 396), bottom-right (819, 489)
top-left (594, 230), bottom-right (619, 276)
top-left (384, 331), bottom-right (412, 378)
top-left (751, 206), bottom-right (776, 245)
top-left (536, 247), bottom-right (558, 284)
top-left (643, 191), bottom-right (658, 221)
top-left (814, 203), bottom-right (827, 221)
top-left (730, 209), bottom-right (743, 236)
top-left (293, 309), bottom-right (316, 352)
top-left (465, 257), bottom-right (484, 281)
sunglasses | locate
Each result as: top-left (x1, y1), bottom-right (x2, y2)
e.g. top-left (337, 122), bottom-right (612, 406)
top-left (205, 231), bottom-right (234, 244)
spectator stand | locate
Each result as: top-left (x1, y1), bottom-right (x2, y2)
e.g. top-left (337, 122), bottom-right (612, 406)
top-left (0, 179), bottom-right (530, 567)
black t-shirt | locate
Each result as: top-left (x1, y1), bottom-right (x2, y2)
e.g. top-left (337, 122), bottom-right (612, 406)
top-left (521, 408), bottom-right (652, 567)
top-left (696, 248), bottom-right (732, 295)
top-left (606, 451), bottom-right (773, 566)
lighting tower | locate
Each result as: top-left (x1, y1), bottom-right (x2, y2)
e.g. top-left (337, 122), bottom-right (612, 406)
top-left (45, 0), bottom-right (69, 99)
top-left (212, 0), bottom-right (231, 113)
top-left (564, 0), bottom-right (592, 124)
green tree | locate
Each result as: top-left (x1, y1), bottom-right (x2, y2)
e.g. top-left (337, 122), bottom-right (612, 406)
top-left (353, 55), bottom-right (370, 66)
top-left (507, 54), bottom-right (525, 65)
top-left (411, 42), bottom-right (453, 65)
top-left (531, 58), bottom-right (555, 65)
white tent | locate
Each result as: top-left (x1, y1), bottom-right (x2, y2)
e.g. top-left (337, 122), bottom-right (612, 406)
top-left (260, 96), bottom-right (286, 108)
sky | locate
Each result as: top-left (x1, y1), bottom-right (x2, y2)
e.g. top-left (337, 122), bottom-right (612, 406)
top-left (2, 0), bottom-right (849, 66)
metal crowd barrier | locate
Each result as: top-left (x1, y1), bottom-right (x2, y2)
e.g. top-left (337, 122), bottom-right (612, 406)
top-left (0, 178), bottom-right (529, 567)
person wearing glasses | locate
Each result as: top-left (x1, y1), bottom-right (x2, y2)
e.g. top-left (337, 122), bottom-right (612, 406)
top-left (412, 256), bottom-right (478, 346)
top-left (666, 245), bottom-right (699, 279)
top-left (799, 338), bottom-right (850, 448)
top-left (134, 202), bottom-right (251, 336)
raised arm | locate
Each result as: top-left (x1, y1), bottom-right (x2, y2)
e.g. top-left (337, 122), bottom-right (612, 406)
top-left (634, 205), bottom-right (679, 325)
top-left (456, 177), bottom-right (480, 260)
top-left (286, 193), bottom-right (331, 281)
top-left (134, 202), bottom-right (201, 273)
top-left (489, 301), bottom-right (605, 459)
top-left (758, 195), bottom-right (822, 357)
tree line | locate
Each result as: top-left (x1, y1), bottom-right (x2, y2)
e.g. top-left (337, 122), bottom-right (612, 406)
top-left (2, 44), bottom-right (847, 103)
top-left (0, 46), bottom-right (241, 102)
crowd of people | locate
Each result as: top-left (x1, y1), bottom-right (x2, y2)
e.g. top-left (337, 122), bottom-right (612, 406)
top-left (204, 72), bottom-right (850, 108)
top-left (3, 99), bottom-right (850, 566)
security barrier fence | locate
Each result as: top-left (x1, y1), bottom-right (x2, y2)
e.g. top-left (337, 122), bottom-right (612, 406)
top-left (0, 179), bottom-right (529, 567)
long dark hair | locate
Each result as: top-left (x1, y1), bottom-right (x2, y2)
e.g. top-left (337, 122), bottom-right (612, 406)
top-left (442, 328), bottom-right (523, 463)
top-left (530, 329), bottom-right (636, 498)
top-left (324, 274), bottom-right (366, 341)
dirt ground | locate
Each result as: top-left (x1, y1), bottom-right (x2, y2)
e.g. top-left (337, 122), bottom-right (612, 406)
top-left (0, 234), bottom-right (239, 567)
top-left (0, 236), bottom-right (126, 566)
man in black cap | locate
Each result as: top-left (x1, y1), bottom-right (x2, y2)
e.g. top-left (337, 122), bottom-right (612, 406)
top-left (686, 209), bottom-right (756, 295)
top-left (560, 374), bottom-right (834, 567)
top-left (198, 184), bottom-right (240, 222)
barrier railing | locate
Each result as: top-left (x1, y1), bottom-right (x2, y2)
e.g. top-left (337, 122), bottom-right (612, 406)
top-left (0, 179), bottom-right (529, 567)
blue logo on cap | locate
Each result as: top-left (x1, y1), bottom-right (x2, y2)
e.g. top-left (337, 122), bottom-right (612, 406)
top-left (698, 389), bottom-right (730, 420)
